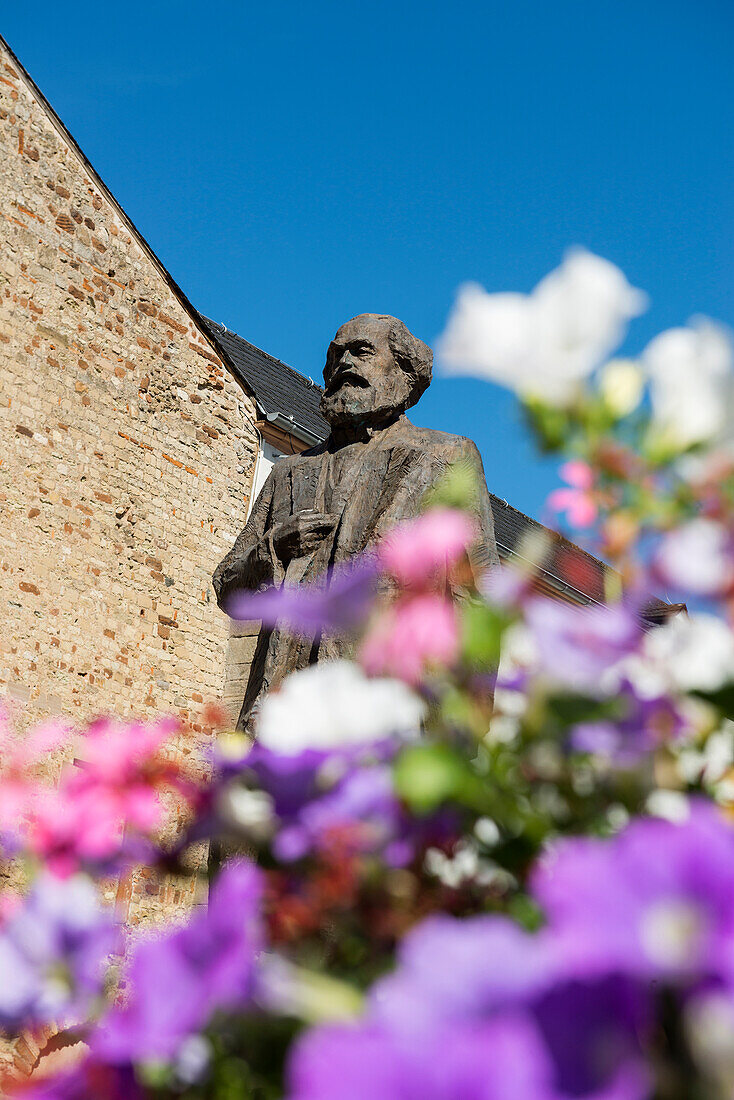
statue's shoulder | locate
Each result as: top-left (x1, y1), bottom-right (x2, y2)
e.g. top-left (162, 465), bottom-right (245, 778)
top-left (398, 420), bottom-right (480, 460)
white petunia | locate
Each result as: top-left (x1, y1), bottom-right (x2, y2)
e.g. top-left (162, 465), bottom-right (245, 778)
top-left (655, 518), bottom-right (734, 598)
top-left (630, 613), bottom-right (734, 696)
top-left (438, 249), bottom-right (647, 404)
top-left (643, 319), bottom-right (734, 447)
top-left (256, 660), bottom-right (425, 755)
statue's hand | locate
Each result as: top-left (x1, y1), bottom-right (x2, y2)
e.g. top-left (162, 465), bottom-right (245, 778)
top-left (270, 511), bottom-right (338, 561)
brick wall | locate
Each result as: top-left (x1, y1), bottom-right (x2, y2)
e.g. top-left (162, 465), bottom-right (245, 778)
top-left (0, 39), bottom-right (259, 731)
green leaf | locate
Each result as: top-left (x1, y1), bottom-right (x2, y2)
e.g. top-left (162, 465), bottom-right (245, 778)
top-left (460, 600), bottom-right (508, 669)
top-left (693, 684), bottom-right (734, 722)
top-left (393, 743), bottom-right (471, 814)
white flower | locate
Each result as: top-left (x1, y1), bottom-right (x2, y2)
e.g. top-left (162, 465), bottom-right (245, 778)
top-left (643, 319), bottom-right (734, 447)
top-left (631, 613), bottom-right (734, 695)
top-left (598, 359), bottom-right (644, 417)
top-left (256, 660), bottom-right (425, 755)
top-left (438, 249), bottom-right (647, 403)
top-left (656, 519), bottom-right (734, 597)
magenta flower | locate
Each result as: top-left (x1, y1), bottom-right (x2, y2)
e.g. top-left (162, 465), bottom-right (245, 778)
top-left (7, 717), bottom-right (191, 877)
top-left (378, 508), bottom-right (477, 589)
top-left (94, 859), bottom-right (262, 1063)
top-left (548, 461), bottom-right (597, 528)
top-left (360, 594), bottom-right (459, 684)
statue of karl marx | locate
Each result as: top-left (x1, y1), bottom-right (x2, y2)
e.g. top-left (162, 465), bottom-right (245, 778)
top-left (213, 314), bottom-right (499, 729)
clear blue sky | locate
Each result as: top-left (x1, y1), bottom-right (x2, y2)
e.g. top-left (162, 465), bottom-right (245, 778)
top-left (4, 0), bottom-right (733, 519)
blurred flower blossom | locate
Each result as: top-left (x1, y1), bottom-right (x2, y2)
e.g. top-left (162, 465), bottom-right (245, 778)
top-left (533, 801), bottom-right (734, 985)
top-left (289, 913), bottom-right (650, 1100)
top-left (524, 597), bottom-right (641, 694)
top-left (95, 859), bottom-right (262, 1063)
top-left (256, 661), bottom-right (425, 754)
top-left (360, 594), bottom-right (459, 684)
top-left (643, 318), bottom-right (734, 447)
top-left (0, 874), bottom-right (117, 1031)
top-left (225, 557), bottom-right (379, 634)
top-left (626, 613), bottom-right (734, 696)
top-left (438, 249), bottom-right (647, 403)
top-left (548, 461), bottom-right (597, 528)
top-left (655, 518), bottom-right (734, 598)
top-left (378, 508), bottom-right (477, 588)
top-left (599, 359), bottom-right (644, 417)
top-left (570, 680), bottom-right (687, 764)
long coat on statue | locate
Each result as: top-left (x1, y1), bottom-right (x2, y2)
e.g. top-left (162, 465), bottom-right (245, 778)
top-left (213, 415), bottom-right (499, 730)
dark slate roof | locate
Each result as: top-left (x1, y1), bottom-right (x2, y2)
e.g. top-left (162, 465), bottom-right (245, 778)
top-left (199, 316), bottom-right (330, 443)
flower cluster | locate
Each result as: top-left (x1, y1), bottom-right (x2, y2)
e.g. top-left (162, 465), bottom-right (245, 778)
top-left (6, 253), bottom-right (734, 1100)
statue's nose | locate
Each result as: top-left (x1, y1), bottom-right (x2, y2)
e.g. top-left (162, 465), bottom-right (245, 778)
top-left (339, 351), bottom-right (355, 370)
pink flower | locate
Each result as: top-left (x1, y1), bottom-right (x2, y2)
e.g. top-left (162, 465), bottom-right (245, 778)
top-left (379, 509), bottom-right (477, 589)
top-left (360, 595), bottom-right (459, 684)
top-left (1, 715), bottom-right (191, 877)
top-left (548, 460), bottom-right (597, 528)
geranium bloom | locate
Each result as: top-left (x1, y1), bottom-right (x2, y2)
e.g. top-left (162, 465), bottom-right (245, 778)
top-left (10, 717), bottom-right (192, 877)
top-left (438, 249), bottom-right (647, 404)
top-left (95, 859), bottom-right (262, 1063)
top-left (524, 597), bottom-right (641, 694)
top-left (548, 461), bottom-right (597, 528)
top-left (0, 874), bottom-right (118, 1031)
top-left (360, 594), bottom-right (460, 684)
top-left (0, 710), bottom-right (69, 841)
top-left (378, 508), bottom-right (477, 589)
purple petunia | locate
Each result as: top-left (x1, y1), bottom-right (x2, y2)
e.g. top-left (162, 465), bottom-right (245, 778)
top-left (570, 680), bottom-right (688, 765)
top-left (525, 597), bottom-right (642, 694)
top-left (94, 859), bottom-right (262, 1063)
top-left (235, 740), bottom-right (453, 866)
top-left (287, 913), bottom-right (651, 1100)
top-left (0, 874), bottom-right (118, 1032)
top-left (225, 557), bottom-right (379, 634)
top-left (532, 799), bottom-right (734, 987)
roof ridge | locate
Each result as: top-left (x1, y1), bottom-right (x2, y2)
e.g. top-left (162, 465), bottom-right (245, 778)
top-left (202, 316), bottom-right (323, 393)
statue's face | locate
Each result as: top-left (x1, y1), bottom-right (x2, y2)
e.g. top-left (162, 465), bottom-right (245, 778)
top-left (321, 316), bottom-right (412, 428)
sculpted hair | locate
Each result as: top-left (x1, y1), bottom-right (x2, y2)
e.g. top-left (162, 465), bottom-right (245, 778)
top-left (377, 315), bottom-right (433, 407)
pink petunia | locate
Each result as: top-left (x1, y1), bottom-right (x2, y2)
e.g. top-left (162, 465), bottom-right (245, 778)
top-left (360, 594), bottom-right (460, 684)
top-left (379, 509), bottom-right (477, 590)
top-left (548, 460), bottom-right (597, 528)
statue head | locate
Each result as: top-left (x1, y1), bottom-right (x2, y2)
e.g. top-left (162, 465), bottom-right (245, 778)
top-left (320, 314), bottom-right (433, 429)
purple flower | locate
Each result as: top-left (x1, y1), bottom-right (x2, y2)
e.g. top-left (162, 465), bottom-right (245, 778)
top-left (23, 1061), bottom-right (143, 1100)
top-left (288, 1016), bottom-right (554, 1100)
top-left (525, 598), bottom-right (642, 693)
top-left (287, 914), bottom-right (650, 1100)
top-left (570, 681), bottom-right (688, 765)
top-left (95, 859), bottom-right (262, 1062)
top-left (532, 800), bottom-right (734, 987)
top-left (225, 557), bottom-right (379, 633)
top-left (0, 874), bottom-right (118, 1032)
top-left (369, 914), bottom-right (552, 1033)
top-left (238, 742), bottom-right (451, 865)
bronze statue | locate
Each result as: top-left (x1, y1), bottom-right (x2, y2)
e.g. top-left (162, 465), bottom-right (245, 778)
top-left (213, 314), bottom-right (499, 729)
